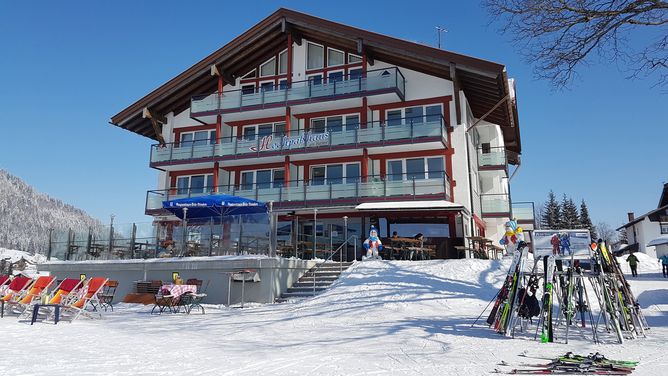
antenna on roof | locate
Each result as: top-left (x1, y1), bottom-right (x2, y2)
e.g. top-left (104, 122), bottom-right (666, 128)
top-left (435, 26), bottom-right (448, 49)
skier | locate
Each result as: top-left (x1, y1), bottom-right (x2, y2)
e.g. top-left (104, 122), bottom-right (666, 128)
top-left (626, 252), bottom-right (640, 277)
top-left (363, 225), bottom-right (383, 260)
top-left (660, 254), bottom-right (668, 278)
top-left (559, 232), bottom-right (571, 256)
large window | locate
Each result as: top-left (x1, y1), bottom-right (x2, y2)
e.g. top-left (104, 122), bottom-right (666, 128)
top-left (386, 157), bottom-right (445, 181)
top-left (176, 174), bottom-right (214, 195)
top-left (179, 130), bottom-right (215, 147)
top-left (260, 58), bottom-right (276, 77)
top-left (243, 122), bottom-right (286, 141)
top-left (310, 114), bottom-right (359, 133)
top-left (327, 48), bottom-right (344, 66)
top-left (240, 169), bottom-right (285, 190)
top-left (385, 104), bottom-right (443, 126)
top-left (307, 42), bottom-right (324, 70)
top-left (310, 163), bottom-right (361, 185)
top-left (278, 50), bottom-right (288, 74)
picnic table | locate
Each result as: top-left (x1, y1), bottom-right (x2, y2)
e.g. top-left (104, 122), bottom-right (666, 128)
top-left (387, 237), bottom-right (434, 260)
top-left (151, 284), bottom-right (204, 314)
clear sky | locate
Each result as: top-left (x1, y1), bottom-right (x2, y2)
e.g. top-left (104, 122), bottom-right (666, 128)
top-left (0, 1), bottom-right (665, 228)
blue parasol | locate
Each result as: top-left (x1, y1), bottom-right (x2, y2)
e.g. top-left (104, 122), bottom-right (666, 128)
top-left (162, 194), bottom-right (267, 220)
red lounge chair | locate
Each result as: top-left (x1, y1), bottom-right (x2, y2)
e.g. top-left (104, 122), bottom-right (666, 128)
top-left (60, 277), bottom-right (108, 321)
top-left (1, 276), bottom-right (32, 317)
top-left (8, 276), bottom-right (56, 316)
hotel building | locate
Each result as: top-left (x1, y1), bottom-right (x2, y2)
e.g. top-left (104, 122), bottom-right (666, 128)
top-left (110, 9), bottom-right (523, 259)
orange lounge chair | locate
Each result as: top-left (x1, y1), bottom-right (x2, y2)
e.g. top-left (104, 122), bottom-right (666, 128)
top-left (23, 278), bottom-right (84, 322)
top-left (8, 275), bottom-right (56, 315)
top-left (60, 277), bottom-right (109, 321)
top-left (1, 276), bottom-right (32, 317)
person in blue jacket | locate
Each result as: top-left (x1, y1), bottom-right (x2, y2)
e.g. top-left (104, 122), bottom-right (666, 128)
top-left (659, 254), bottom-right (668, 278)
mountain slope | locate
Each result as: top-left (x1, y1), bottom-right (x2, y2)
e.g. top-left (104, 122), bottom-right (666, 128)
top-left (0, 169), bottom-right (101, 254)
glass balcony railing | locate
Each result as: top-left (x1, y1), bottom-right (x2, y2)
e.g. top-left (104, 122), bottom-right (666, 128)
top-left (478, 147), bottom-right (507, 168)
top-left (481, 193), bottom-right (510, 215)
top-left (146, 175), bottom-right (451, 213)
top-left (150, 116), bottom-right (448, 165)
top-left (191, 67), bottom-right (405, 116)
top-left (512, 201), bottom-right (536, 225)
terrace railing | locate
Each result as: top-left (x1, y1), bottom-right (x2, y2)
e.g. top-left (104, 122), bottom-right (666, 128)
top-left (150, 115), bottom-right (448, 165)
top-left (146, 174), bottom-right (452, 213)
top-left (480, 193), bottom-right (511, 216)
top-left (190, 67), bottom-right (405, 116)
top-left (477, 146), bottom-right (507, 168)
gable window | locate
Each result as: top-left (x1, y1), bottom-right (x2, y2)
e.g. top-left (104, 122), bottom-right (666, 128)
top-left (307, 42), bottom-right (324, 70)
top-left (348, 54), bottom-right (362, 63)
top-left (661, 223), bottom-right (668, 234)
top-left (176, 174), bottom-right (214, 195)
top-left (278, 50), bottom-right (288, 74)
top-left (260, 57), bottom-right (276, 77)
top-left (241, 69), bottom-right (257, 79)
top-left (327, 48), bottom-right (344, 67)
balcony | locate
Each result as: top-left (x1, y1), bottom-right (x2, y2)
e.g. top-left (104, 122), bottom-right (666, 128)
top-left (146, 175), bottom-right (451, 215)
top-left (478, 146), bottom-right (507, 170)
top-left (512, 201), bottom-right (536, 230)
top-left (150, 116), bottom-right (448, 167)
top-left (190, 67), bottom-right (405, 117)
top-left (481, 193), bottom-right (510, 217)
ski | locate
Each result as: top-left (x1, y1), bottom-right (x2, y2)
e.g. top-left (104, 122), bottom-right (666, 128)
top-left (487, 244), bottom-right (526, 326)
top-left (539, 256), bottom-right (556, 343)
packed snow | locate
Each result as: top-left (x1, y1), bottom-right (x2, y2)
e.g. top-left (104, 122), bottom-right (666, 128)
top-left (0, 257), bottom-right (666, 375)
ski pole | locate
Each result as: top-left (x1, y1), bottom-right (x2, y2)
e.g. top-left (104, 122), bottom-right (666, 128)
top-left (471, 288), bottom-right (501, 328)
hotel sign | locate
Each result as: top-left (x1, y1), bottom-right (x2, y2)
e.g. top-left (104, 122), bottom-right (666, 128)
top-left (249, 131), bottom-right (330, 152)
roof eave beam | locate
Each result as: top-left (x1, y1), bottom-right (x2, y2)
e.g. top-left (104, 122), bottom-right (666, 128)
top-left (142, 108), bottom-right (167, 146)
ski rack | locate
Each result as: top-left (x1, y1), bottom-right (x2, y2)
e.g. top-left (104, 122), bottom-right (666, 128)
top-left (476, 240), bottom-right (649, 345)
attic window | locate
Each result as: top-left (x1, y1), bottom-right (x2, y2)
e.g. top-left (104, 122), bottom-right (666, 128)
top-left (327, 48), bottom-right (344, 67)
top-left (381, 70), bottom-right (391, 76)
top-left (241, 69), bottom-right (257, 79)
top-left (260, 58), bottom-right (276, 77)
top-left (307, 42), bottom-right (324, 70)
top-left (348, 54), bottom-right (362, 63)
top-left (278, 50), bottom-right (288, 74)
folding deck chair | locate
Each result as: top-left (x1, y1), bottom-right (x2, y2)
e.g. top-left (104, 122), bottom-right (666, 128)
top-left (1, 276), bottom-right (33, 318)
top-left (59, 277), bottom-right (108, 321)
top-left (7, 275), bottom-right (56, 316)
top-left (24, 278), bottom-right (84, 323)
top-left (0, 275), bottom-right (11, 296)
top-left (96, 280), bottom-right (118, 312)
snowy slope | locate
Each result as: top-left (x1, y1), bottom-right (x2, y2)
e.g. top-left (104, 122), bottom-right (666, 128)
top-left (0, 258), bottom-right (666, 375)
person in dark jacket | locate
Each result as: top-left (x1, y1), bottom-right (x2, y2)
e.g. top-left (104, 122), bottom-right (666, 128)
top-left (626, 252), bottom-right (640, 277)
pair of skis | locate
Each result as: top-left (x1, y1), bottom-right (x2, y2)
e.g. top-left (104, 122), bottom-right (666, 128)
top-left (496, 352), bottom-right (638, 375)
top-left (486, 242), bottom-right (527, 334)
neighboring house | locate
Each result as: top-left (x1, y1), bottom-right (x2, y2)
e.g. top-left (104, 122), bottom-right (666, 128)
top-left (110, 8), bottom-right (523, 259)
top-left (617, 183), bottom-right (668, 258)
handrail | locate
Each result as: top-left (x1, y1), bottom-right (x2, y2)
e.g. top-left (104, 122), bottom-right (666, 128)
top-left (311, 235), bottom-right (357, 296)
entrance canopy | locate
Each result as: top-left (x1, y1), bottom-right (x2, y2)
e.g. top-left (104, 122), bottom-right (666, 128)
top-left (163, 195), bottom-right (267, 220)
top-left (647, 236), bottom-right (668, 247)
top-left (355, 200), bottom-right (467, 213)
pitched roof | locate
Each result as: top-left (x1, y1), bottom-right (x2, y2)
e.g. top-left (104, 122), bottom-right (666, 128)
top-left (110, 8), bottom-right (521, 155)
top-left (617, 203), bottom-right (668, 230)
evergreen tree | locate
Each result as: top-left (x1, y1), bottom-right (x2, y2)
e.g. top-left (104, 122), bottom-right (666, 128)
top-left (541, 191), bottom-right (561, 229)
top-left (618, 227), bottom-right (628, 244)
top-left (578, 200), bottom-right (597, 240)
top-left (560, 195), bottom-right (580, 229)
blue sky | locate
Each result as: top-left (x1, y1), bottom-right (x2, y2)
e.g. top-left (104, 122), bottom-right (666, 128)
top-left (0, 1), bottom-right (665, 227)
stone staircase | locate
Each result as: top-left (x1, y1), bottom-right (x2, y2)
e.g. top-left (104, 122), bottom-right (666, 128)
top-left (276, 261), bottom-right (354, 302)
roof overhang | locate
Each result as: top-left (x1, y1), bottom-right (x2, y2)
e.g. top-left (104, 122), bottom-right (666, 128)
top-left (110, 8), bottom-right (521, 155)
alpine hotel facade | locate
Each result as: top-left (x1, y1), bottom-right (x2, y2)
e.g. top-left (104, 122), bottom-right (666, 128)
top-left (111, 9), bottom-right (522, 259)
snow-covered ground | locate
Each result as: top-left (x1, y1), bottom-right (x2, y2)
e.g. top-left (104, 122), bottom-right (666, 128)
top-left (1, 257), bottom-right (666, 375)
top-left (0, 247), bottom-right (45, 277)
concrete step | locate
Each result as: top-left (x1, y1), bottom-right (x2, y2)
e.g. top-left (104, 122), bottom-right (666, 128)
top-left (281, 291), bottom-right (323, 297)
top-left (293, 281), bottom-right (333, 287)
top-left (302, 271), bottom-right (342, 277)
top-left (287, 286), bottom-right (328, 293)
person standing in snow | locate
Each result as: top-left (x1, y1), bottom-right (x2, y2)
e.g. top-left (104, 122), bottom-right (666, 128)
top-left (626, 252), bottom-right (640, 277)
top-left (659, 254), bottom-right (668, 278)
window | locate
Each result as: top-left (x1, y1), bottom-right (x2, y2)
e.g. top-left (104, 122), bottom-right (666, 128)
top-left (405, 107), bottom-right (424, 124)
top-left (179, 130), bottom-right (215, 147)
top-left (243, 127), bottom-right (256, 141)
top-left (310, 163), bottom-right (360, 185)
top-left (260, 81), bottom-right (274, 92)
top-left (176, 174), bottom-right (214, 194)
top-left (260, 58), bottom-right (276, 77)
top-left (481, 143), bottom-right (491, 154)
top-left (328, 71), bottom-right (344, 83)
top-left (327, 48), bottom-right (344, 66)
top-left (310, 114), bottom-right (359, 133)
top-left (387, 160), bottom-right (403, 181)
top-left (662, 223), bottom-right (668, 234)
top-left (349, 68), bottom-right (363, 80)
top-left (278, 79), bottom-right (288, 90)
top-left (240, 169), bottom-right (285, 190)
top-left (348, 54), bottom-right (362, 63)
top-left (387, 110), bottom-right (402, 126)
top-left (241, 69), bottom-right (256, 79)
top-left (386, 157), bottom-right (445, 181)
top-left (242, 84), bottom-right (255, 95)
top-left (308, 74), bottom-right (322, 86)
top-left (278, 50), bottom-right (288, 74)
top-left (307, 42), bottom-right (324, 69)
top-left (243, 122), bottom-right (285, 140)
top-left (426, 105), bottom-right (442, 122)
